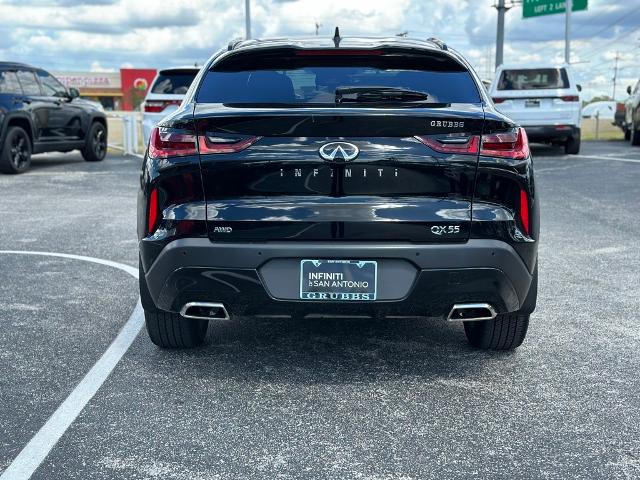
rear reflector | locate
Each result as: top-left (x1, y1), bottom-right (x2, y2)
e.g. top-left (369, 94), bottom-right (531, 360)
top-left (148, 127), bottom-right (197, 158)
top-left (492, 97), bottom-right (506, 104)
top-left (415, 135), bottom-right (480, 154)
top-left (480, 127), bottom-right (530, 160)
top-left (559, 95), bottom-right (579, 102)
top-left (519, 188), bottom-right (530, 235)
top-left (198, 135), bottom-right (260, 154)
top-left (143, 100), bottom-right (182, 113)
top-left (147, 188), bottom-right (159, 234)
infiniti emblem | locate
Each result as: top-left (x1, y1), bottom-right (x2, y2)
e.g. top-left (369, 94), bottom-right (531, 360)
top-left (318, 142), bottom-right (359, 162)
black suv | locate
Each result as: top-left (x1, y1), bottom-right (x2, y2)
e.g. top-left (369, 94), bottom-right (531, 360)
top-left (0, 62), bottom-right (108, 173)
top-left (137, 36), bottom-right (539, 351)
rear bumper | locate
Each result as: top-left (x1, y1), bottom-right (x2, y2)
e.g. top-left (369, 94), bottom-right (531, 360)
top-left (142, 239), bottom-right (535, 319)
top-left (523, 124), bottom-right (579, 142)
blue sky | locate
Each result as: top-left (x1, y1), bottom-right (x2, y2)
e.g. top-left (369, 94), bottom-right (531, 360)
top-left (0, 0), bottom-right (638, 100)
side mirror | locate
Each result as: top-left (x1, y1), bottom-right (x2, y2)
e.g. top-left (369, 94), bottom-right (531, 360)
top-left (68, 87), bottom-right (80, 99)
top-left (576, 84), bottom-right (582, 92)
top-left (627, 85), bottom-right (632, 95)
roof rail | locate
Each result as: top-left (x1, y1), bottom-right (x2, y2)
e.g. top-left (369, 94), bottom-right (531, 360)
top-left (227, 38), bottom-right (244, 51)
top-left (426, 37), bottom-right (448, 51)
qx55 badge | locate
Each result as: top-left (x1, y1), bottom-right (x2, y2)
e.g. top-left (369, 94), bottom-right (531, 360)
top-left (318, 142), bottom-right (359, 162)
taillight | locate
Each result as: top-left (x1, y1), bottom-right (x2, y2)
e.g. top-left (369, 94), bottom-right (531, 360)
top-left (147, 187), bottom-right (159, 234)
top-left (616, 102), bottom-right (625, 112)
top-left (492, 97), bottom-right (506, 104)
top-left (144, 100), bottom-right (181, 113)
top-left (519, 188), bottom-right (530, 235)
top-left (198, 134), bottom-right (260, 154)
top-left (148, 127), bottom-right (197, 158)
top-left (559, 95), bottom-right (579, 102)
top-left (480, 127), bottom-right (530, 160)
top-left (415, 135), bottom-right (480, 154)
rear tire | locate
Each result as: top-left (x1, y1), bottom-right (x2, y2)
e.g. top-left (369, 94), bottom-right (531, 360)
top-left (463, 313), bottom-right (529, 350)
top-left (630, 122), bottom-right (640, 146)
top-left (0, 126), bottom-right (32, 174)
top-left (144, 309), bottom-right (208, 349)
top-left (139, 257), bottom-right (208, 348)
top-left (81, 121), bottom-right (107, 162)
top-left (564, 132), bottom-right (581, 155)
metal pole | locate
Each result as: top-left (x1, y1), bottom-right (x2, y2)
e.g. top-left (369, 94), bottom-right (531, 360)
top-left (495, 0), bottom-right (506, 69)
top-left (612, 50), bottom-right (619, 100)
top-left (245, 0), bottom-right (251, 39)
top-left (565, 0), bottom-right (572, 64)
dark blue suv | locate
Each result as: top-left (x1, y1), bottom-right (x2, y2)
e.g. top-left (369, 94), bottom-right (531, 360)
top-left (0, 62), bottom-right (108, 173)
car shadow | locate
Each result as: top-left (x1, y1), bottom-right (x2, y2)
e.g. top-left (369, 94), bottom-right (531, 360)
top-left (529, 143), bottom-right (565, 156)
top-left (28, 153), bottom-right (86, 171)
top-left (148, 316), bottom-right (516, 384)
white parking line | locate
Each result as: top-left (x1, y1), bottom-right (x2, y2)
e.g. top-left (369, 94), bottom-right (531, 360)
top-left (0, 251), bottom-right (142, 480)
top-left (575, 154), bottom-right (640, 164)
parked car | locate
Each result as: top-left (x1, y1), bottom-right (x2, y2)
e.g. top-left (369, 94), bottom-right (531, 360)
top-left (624, 79), bottom-right (640, 145)
top-left (489, 64), bottom-right (582, 154)
top-left (141, 67), bottom-right (200, 146)
top-left (0, 62), bottom-right (107, 174)
top-left (581, 101), bottom-right (615, 120)
top-left (138, 36), bottom-right (539, 351)
top-left (613, 101), bottom-right (626, 135)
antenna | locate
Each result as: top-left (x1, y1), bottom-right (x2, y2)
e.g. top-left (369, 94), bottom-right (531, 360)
top-left (333, 27), bottom-right (341, 47)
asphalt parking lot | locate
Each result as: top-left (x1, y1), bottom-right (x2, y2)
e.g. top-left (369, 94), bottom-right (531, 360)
top-left (1, 141), bottom-right (639, 480)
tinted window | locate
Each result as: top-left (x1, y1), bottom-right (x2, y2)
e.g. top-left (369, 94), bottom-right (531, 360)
top-left (497, 68), bottom-right (569, 90)
top-left (0, 71), bottom-right (22, 94)
top-left (151, 70), bottom-right (197, 95)
top-left (37, 71), bottom-right (67, 97)
top-left (197, 50), bottom-right (481, 105)
top-left (16, 70), bottom-right (41, 95)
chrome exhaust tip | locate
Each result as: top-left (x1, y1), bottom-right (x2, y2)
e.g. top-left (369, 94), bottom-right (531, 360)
top-left (180, 302), bottom-right (230, 321)
top-left (447, 303), bottom-right (497, 322)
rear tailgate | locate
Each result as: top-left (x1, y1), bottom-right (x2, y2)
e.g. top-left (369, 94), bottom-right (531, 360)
top-left (193, 47), bottom-right (485, 243)
top-left (196, 106), bottom-right (483, 242)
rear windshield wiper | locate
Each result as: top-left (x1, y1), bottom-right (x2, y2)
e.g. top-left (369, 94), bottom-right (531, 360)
top-left (335, 86), bottom-right (430, 104)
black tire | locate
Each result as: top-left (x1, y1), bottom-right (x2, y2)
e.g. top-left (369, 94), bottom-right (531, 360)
top-left (630, 122), bottom-right (640, 146)
top-left (463, 313), bottom-right (530, 351)
top-left (81, 121), bottom-right (107, 162)
top-left (0, 126), bottom-right (32, 174)
top-left (144, 310), bottom-right (208, 349)
top-left (139, 258), bottom-right (208, 348)
top-left (564, 133), bottom-right (581, 155)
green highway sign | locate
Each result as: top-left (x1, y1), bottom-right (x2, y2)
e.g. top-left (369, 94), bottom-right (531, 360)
top-left (523, 0), bottom-right (588, 18)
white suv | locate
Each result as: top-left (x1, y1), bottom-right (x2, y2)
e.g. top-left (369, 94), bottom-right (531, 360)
top-left (489, 64), bottom-right (582, 154)
top-left (141, 67), bottom-right (200, 146)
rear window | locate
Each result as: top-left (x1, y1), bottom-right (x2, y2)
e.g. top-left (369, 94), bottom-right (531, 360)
top-left (151, 69), bottom-right (197, 95)
top-left (196, 49), bottom-right (481, 105)
top-left (497, 68), bottom-right (569, 90)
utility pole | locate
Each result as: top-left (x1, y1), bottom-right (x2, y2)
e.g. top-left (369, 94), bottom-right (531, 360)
top-left (612, 50), bottom-right (619, 100)
top-left (245, 0), bottom-right (251, 40)
top-left (565, 0), bottom-right (572, 63)
top-left (494, 0), bottom-right (511, 69)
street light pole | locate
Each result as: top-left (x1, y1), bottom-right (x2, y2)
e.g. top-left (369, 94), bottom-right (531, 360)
top-left (495, 0), bottom-right (507, 69)
top-left (565, 0), bottom-right (572, 64)
top-left (245, 0), bottom-right (251, 40)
